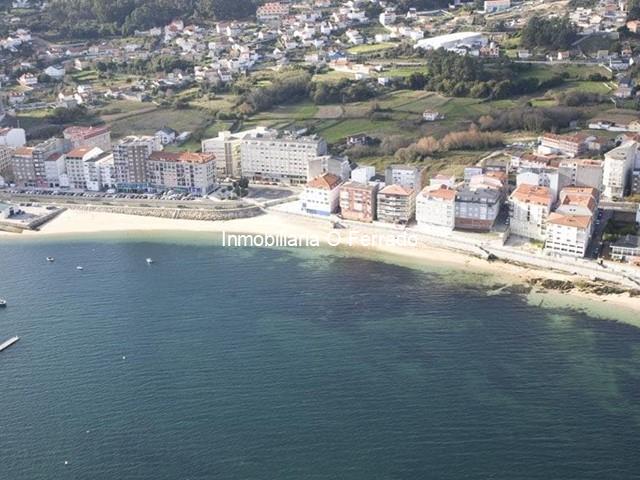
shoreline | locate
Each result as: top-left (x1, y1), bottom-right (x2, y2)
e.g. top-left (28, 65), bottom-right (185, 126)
top-left (2, 209), bottom-right (640, 319)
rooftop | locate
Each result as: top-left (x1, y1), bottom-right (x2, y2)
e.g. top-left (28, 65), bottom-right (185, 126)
top-left (510, 184), bottom-right (552, 206)
top-left (547, 212), bottom-right (592, 229)
top-left (306, 173), bottom-right (342, 190)
top-left (148, 151), bottom-right (216, 164)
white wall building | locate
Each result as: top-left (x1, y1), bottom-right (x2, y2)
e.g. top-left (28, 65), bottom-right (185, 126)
top-left (414, 32), bottom-right (487, 51)
top-left (603, 141), bottom-right (637, 199)
top-left (147, 151), bottom-right (216, 196)
top-left (240, 131), bottom-right (328, 185)
top-left (509, 184), bottom-right (553, 241)
top-left (350, 166), bottom-right (376, 184)
top-left (0, 127), bottom-right (26, 148)
top-left (302, 173), bottom-right (342, 216)
top-left (416, 185), bottom-right (456, 229)
top-left (65, 147), bottom-right (104, 189)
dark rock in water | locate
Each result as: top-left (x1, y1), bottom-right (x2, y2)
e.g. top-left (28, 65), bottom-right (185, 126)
top-left (528, 278), bottom-right (574, 291)
top-left (502, 284), bottom-right (533, 295)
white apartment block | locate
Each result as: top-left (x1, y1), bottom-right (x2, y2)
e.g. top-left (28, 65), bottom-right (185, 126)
top-left (545, 187), bottom-right (598, 258)
top-left (240, 132), bottom-right (328, 185)
top-left (65, 147), bottom-right (104, 189)
top-left (0, 127), bottom-right (26, 148)
top-left (84, 153), bottom-right (116, 191)
top-left (516, 169), bottom-right (564, 203)
top-left (509, 184), bottom-right (553, 241)
top-left (44, 152), bottom-right (66, 188)
top-left (603, 141), bottom-right (637, 199)
top-left (302, 173), bottom-right (342, 216)
top-left (147, 152), bottom-right (216, 196)
top-left (558, 158), bottom-right (603, 192)
top-left (350, 166), bottom-right (376, 184)
top-left (415, 185), bottom-right (456, 229)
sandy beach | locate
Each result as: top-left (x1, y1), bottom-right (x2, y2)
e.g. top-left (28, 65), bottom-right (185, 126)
top-left (2, 208), bottom-right (640, 317)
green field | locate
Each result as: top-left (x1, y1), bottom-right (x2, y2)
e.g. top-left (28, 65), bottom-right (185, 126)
top-left (107, 107), bottom-right (215, 139)
top-left (347, 43), bottom-right (396, 55)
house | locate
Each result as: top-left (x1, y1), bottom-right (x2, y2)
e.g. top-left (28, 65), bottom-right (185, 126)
top-left (422, 110), bottom-right (443, 122)
top-left (610, 235), bottom-right (640, 263)
top-left (376, 184), bottom-right (415, 224)
top-left (484, 0), bottom-right (511, 13)
top-left (415, 185), bottom-right (456, 229)
top-left (18, 73), bottom-right (37, 87)
top-left (346, 29), bottom-right (364, 45)
top-left (44, 65), bottom-right (65, 80)
top-left (302, 173), bottom-right (343, 216)
top-left (339, 181), bottom-right (378, 222)
top-left (346, 134), bottom-right (374, 146)
top-left (155, 127), bottom-right (178, 145)
top-left (429, 174), bottom-right (456, 188)
top-left (614, 77), bottom-right (634, 98)
top-left (627, 20), bottom-right (640, 33)
top-left (257, 2), bottom-right (290, 24)
top-left (509, 184), bottom-right (553, 241)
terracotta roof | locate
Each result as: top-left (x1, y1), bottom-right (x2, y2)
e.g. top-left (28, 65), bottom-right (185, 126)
top-left (510, 184), bottom-right (552, 206)
top-left (420, 184), bottom-right (456, 201)
top-left (379, 184), bottom-right (414, 196)
top-left (13, 147), bottom-right (33, 156)
top-left (306, 173), bottom-right (342, 190)
top-left (148, 151), bottom-right (216, 164)
top-left (67, 147), bottom-right (95, 158)
top-left (541, 132), bottom-right (589, 144)
top-left (63, 125), bottom-right (110, 139)
top-left (547, 212), bottom-right (592, 230)
top-left (341, 181), bottom-right (376, 192)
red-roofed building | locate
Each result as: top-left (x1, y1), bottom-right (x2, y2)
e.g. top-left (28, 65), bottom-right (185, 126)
top-left (545, 187), bottom-right (598, 257)
top-left (147, 151), bottom-right (216, 195)
top-left (377, 184), bottom-right (415, 224)
top-left (509, 184), bottom-right (553, 241)
top-left (416, 185), bottom-right (456, 229)
top-left (63, 125), bottom-right (112, 152)
top-left (302, 173), bottom-right (342, 216)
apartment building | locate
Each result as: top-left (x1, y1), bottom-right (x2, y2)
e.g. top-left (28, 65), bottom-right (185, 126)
top-left (537, 133), bottom-right (592, 158)
top-left (302, 173), bottom-right (342, 216)
top-left (508, 184), bottom-right (553, 241)
top-left (0, 145), bottom-right (11, 179)
top-left (516, 168), bottom-right (567, 203)
top-left (0, 127), bottom-right (26, 148)
top-left (84, 153), bottom-right (116, 192)
top-left (147, 151), bottom-right (217, 196)
top-left (603, 141), bottom-right (637, 199)
top-left (240, 131), bottom-right (328, 185)
top-left (610, 235), bottom-right (640, 263)
top-left (544, 187), bottom-right (598, 258)
top-left (65, 147), bottom-right (104, 189)
top-left (350, 166), bottom-right (376, 184)
top-left (44, 152), bottom-right (66, 188)
top-left (377, 184), bottom-right (415, 224)
top-left (384, 164), bottom-right (427, 191)
top-left (339, 181), bottom-right (378, 222)
top-left (63, 125), bottom-right (112, 152)
top-left (11, 147), bottom-right (36, 187)
top-left (558, 158), bottom-right (603, 191)
top-left (113, 135), bottom-right (159, 191)
top-left (454, 187), bottom-right (502, 231)
top-left (33, 138), bottom-right (64, 188)
top-left (415, 185), bottom-right (456, 229)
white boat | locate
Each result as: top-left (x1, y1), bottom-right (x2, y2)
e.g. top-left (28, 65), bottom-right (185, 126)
top-left (0, 336), bottom-right (19, 352)
top-left (146, 258), bottom-right (154, 264)
top-left (46, 257), bottom-right (55, 262)
top-left (76, 266), bottom-right (83, 271)
top-left (0, 298), bottom-right (6, 308)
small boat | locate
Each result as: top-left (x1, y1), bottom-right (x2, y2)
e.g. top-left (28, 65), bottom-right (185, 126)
top-left (46, 257), bottom-right (55, 262)
top-left (0, 298), bottom-right (6, 308)
top-left (146, 258), bottom-right (154, 264)
top-left (0, 336), bottom-right (19, 352)
top-left (76, 266), bottom-right (84, 271)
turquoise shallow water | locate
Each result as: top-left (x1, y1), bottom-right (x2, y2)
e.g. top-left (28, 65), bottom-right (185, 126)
top-left (0, 234), bottom-right (639, 479)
